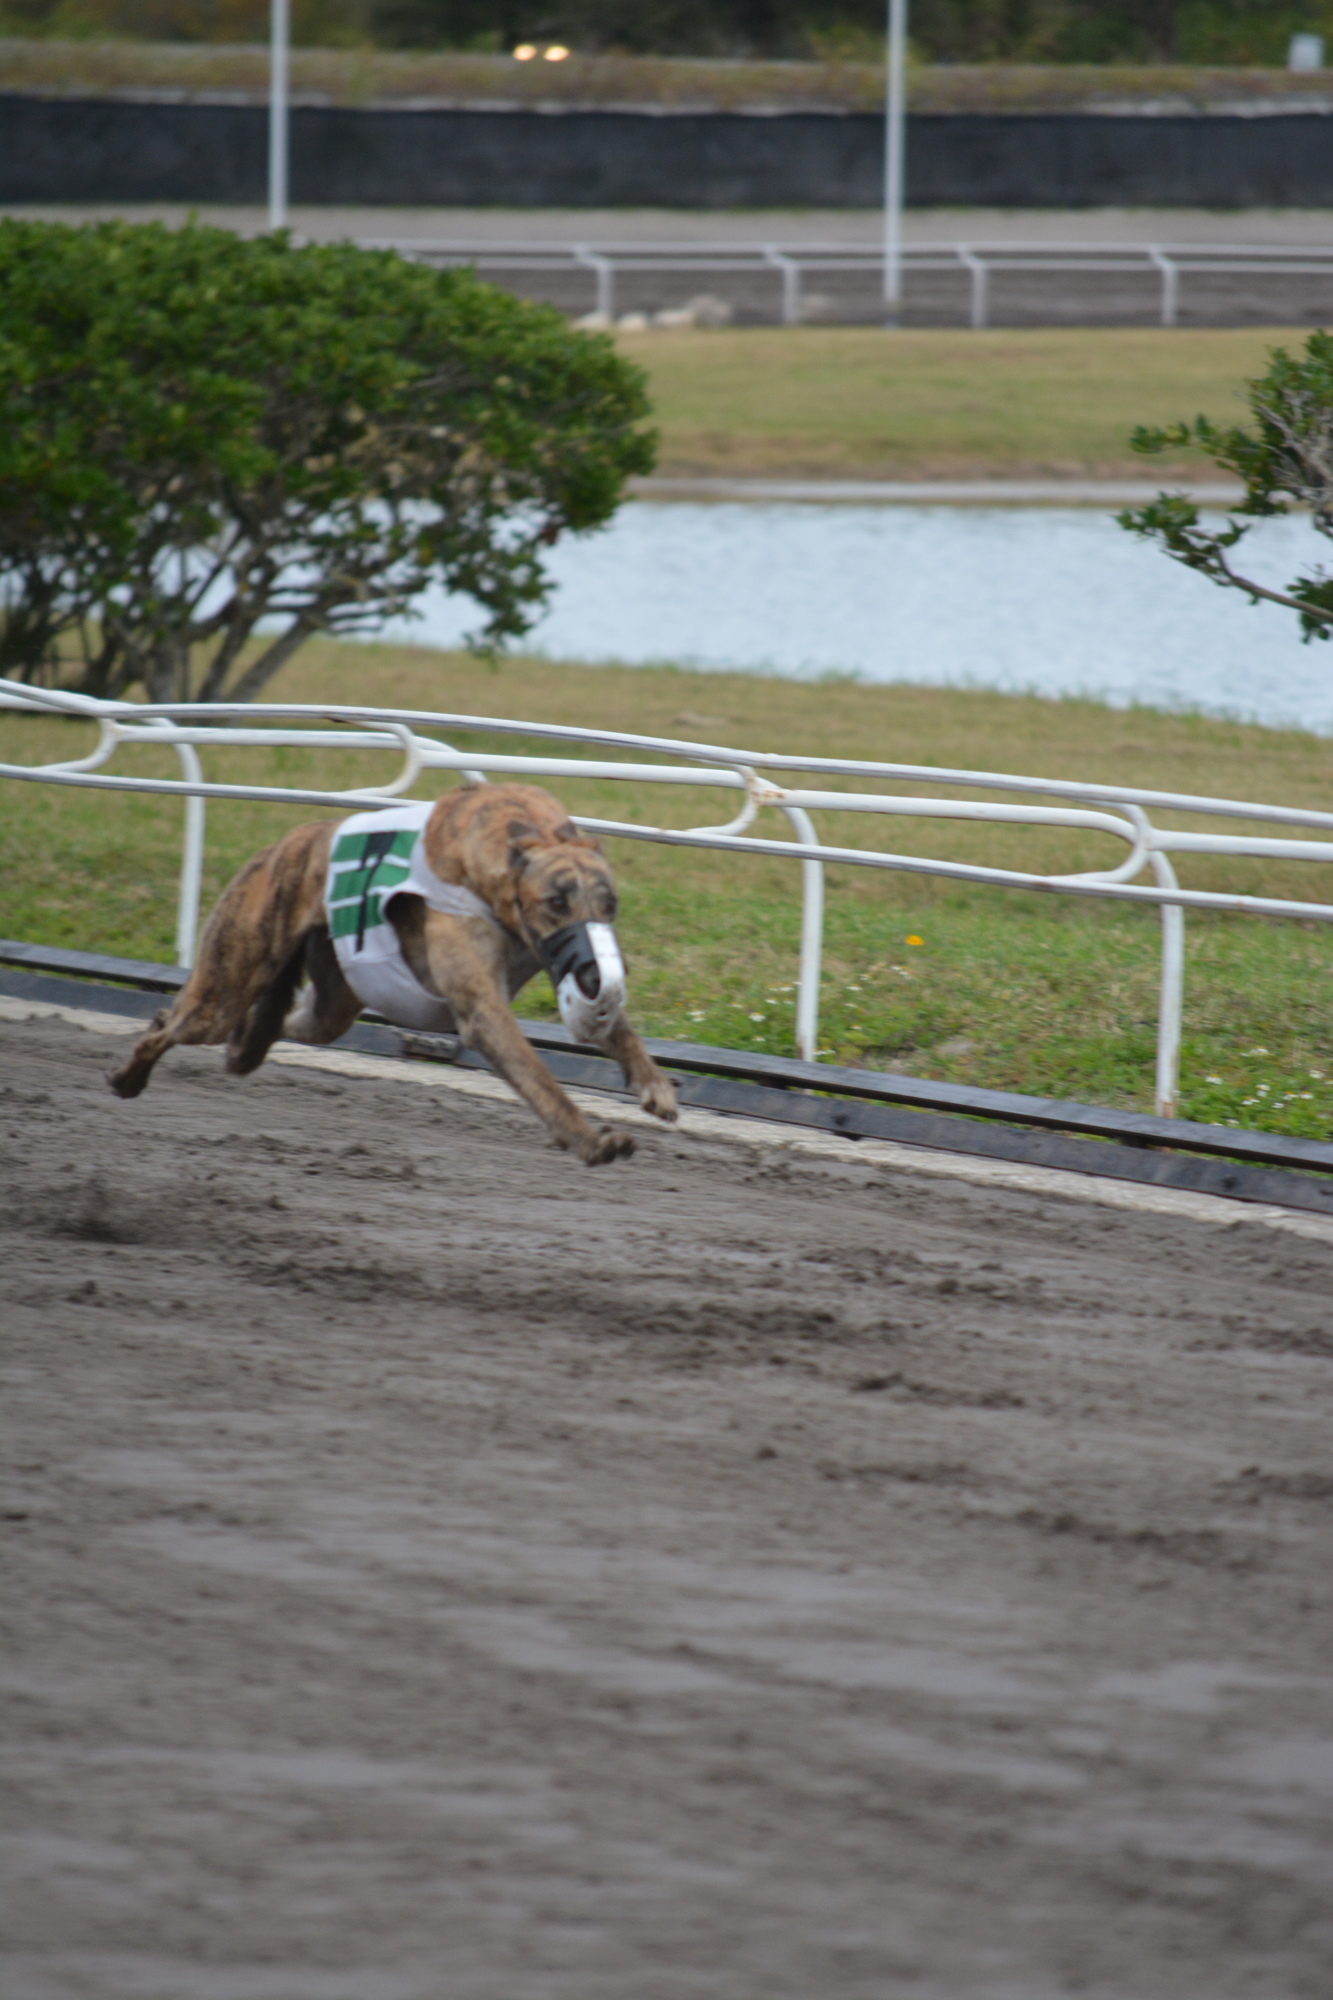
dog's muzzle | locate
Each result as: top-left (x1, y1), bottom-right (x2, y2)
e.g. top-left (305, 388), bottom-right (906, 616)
top-left (537, 921), bottom-right (626, 1042)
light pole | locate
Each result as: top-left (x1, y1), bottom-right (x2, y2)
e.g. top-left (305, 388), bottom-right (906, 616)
top-left (269, 0), bottom-right (289, 231)
top-left (883, 0), bottom-right (907, 325)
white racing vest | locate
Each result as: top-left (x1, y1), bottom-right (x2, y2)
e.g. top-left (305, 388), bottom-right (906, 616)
top-left (326, 801), bottom-right (497, 1032)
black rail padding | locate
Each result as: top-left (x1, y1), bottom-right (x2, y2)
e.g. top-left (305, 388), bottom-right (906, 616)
top-left (0, 968), bottom-right (173, 1020)
top-left (0, 938), bottom-right (188, 993)
top-left (512, 1019), bottom-right (1333, 1178)
top-left (342, 1021), bottom-right (1333, 1214)
top-left (3, 940), bottom-right (1331, 1194)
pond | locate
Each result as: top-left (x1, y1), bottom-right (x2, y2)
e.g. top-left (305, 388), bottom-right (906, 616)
top-left (379, 501), bottom-right (1333, 736)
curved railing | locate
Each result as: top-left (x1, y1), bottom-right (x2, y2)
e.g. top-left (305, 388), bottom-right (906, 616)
top-left (4, 677), bottom-right (1331, 1118)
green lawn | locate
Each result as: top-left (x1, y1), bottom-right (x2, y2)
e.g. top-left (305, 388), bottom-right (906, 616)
top-left (625, 326), bottom-right (1301, 480)
top-left (2, 641), bottom-right (1329, 1139)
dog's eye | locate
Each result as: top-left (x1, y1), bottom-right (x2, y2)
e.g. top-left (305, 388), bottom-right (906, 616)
top-left (547, 891), bottom-right (569, 915)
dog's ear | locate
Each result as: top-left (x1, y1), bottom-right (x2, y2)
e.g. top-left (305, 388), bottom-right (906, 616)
top-left (553, 818), bottom-right (600, 851)
top-left (506, 818), bottom-right (541, 874)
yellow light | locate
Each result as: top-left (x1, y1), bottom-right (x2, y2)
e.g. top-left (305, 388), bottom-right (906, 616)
top-left (513, 43), bottom-right (536, 60)
top-left (544, 44), bottom-right (570, 60)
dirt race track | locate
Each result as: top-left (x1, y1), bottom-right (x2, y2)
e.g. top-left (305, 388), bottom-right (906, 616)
top-left (3, 1005), bottom-right (1332, 2000)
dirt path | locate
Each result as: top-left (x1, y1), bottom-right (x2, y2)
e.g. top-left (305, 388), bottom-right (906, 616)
top-left (3, 1010), bottom-right (1331, 2000)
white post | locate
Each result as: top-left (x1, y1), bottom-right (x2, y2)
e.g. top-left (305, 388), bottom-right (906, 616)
top-left (573, 247), bottom-right (615, 321)
top-left (1150, 851), bottom-right (1183, 1119)
top-left (173, 743), bottom-right (206, 969)
top-left (763, 247), bottom-right (802, 326)
top-left (1148, 246), bottom-right (1179, 328)
top-left (960, 246), bottom-right (989, 329)
top-left (883, 0), bottom-right (908, 324)
top-left (782, 805), bottom-right (824, 1063)
top-left (269, 0), bottom-right (290, 232)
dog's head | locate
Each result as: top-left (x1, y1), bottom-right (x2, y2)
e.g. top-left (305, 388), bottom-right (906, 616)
top-left (505, 813), bottom-right (630, 1041)
top-left (423, 781), bottom-right (618, 940)
top-left (424, 784), bottom-right (627, 1040)
top-left (456, 780), bottom-right (628, 1040)
top-left (507, 826), bottom-right (618, 946)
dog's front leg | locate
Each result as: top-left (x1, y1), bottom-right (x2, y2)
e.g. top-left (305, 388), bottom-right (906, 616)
top-left (397, 905), bottom-right (634, 1166)
top-left (592, 1014), bottom-right (679, 1124)
top-left (466, 994), bottom-right (636, 1165)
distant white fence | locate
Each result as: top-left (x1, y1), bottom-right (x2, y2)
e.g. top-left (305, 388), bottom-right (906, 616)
top-left (3, 677), bottom-right (1332, 1119)
top-left (357, 237), bottom-right (1333, 329)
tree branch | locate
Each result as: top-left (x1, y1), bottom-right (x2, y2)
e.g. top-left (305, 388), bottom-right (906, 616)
top-left (226, 615), bottom-right (321, 703)
top-left (1211, 547), bottom-right (1333, 629)
top-left (1208, 548), bottom-right (1328, 632)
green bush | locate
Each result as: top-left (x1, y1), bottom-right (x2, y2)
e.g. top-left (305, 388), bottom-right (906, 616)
top-left (0, 219), bottom-right (654, 701)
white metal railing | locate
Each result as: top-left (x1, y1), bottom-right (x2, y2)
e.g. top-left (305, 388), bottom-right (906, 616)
top-left (3, 678), bottom-right (1332, 1119)
top-left (352, 237), bottom-right (1333, 329)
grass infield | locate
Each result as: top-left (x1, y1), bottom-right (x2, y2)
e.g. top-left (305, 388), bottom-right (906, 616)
top-left (2, 641), bottom-right (1330, 1140)
top-left (626, 326), bottom-right (1305, 482)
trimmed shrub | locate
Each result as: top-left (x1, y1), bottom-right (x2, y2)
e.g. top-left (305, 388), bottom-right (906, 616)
top-left (0, 219), bottom-right (655, 700)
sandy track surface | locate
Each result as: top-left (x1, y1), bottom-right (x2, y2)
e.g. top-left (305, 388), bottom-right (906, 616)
top-left (3, 1010), bottom-right (1331, 2000)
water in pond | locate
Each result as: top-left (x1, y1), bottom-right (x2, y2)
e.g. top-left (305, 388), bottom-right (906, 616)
top-left (378, 503), bottom-right (1333, 735)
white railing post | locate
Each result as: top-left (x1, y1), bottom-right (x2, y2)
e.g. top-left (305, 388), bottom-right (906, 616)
top-left (1150, 850), bottom-right (1184, 1119)
top-left (1148, 246), bottom-right (1179, 328)
top-left (959, 247), bottom-right (988, 329)
top-left (763, 247), bottom-right (802, 326)
top-left (782, 804), bottom-right (824, 1062)
top-left (573, 247), bottom-right (615, 321)
top-left (173, 740), bottom-right (206, 969)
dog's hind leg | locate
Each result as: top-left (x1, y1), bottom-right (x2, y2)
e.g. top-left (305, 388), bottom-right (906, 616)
top-left (109, 819), bottom-right (336, 1098)
top-left (108, 1001), bottom-right (203, 1100)
top-left (224, 935), bottom-right (310, 1075)
top-left (279, 928), bottom-right (362, 1048)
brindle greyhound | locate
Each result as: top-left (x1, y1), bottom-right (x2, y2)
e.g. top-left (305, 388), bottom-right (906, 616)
top-left (110, 783), bottom-right (678, 1165)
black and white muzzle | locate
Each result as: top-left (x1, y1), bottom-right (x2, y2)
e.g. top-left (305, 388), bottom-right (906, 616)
top-left (537, 921), bottom-right (627, 1042)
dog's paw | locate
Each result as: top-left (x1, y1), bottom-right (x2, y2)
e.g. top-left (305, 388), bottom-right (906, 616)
top-left (639, 1074), bottom-right (679, 1123)
top-left (108, 1063), bottom-right (147, 1100)
top-left (581, 1124), bottom-right (636, 1166)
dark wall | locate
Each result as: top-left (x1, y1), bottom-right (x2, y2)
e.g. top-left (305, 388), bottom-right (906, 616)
top-left (2, 95), bottom-right (1329, 206)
